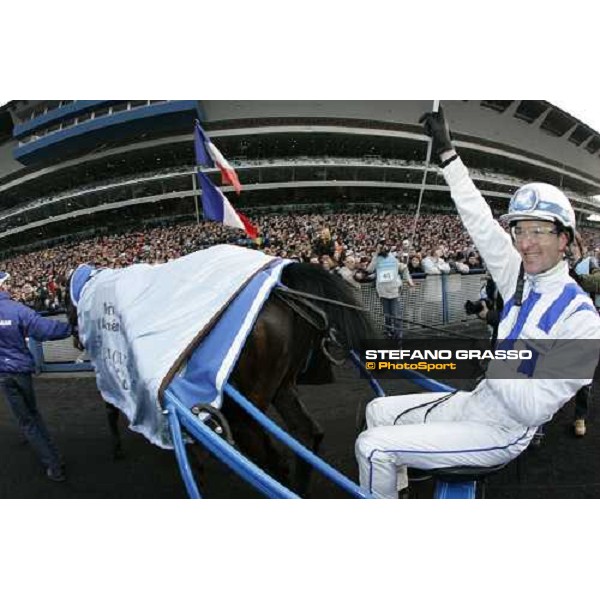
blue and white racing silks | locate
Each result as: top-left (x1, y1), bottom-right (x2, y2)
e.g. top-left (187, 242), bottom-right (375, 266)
top-left (445, 157), bottom-right (600, 430)
top-left (356, 157), bottom-right (600, 498)
top-left (76, 245), bottom-right (285, 448)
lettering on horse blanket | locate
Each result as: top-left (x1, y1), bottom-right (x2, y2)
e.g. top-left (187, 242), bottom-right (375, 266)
top-left (75, 245), bottom-right (284, 448)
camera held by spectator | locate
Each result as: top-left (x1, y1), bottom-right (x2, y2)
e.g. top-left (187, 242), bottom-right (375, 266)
top-left (464, 298), bottom-right (492, 316)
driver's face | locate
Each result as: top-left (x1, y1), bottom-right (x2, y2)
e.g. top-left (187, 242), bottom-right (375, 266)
top-left (513, 220), bottom-right (569, 275)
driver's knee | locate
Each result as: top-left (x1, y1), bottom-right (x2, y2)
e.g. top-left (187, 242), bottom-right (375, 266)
top-left (365, 396), bottom-right (388, 428)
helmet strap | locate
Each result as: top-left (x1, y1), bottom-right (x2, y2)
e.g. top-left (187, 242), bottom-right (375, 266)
top-left (514, 262), bottom-right (525, 307)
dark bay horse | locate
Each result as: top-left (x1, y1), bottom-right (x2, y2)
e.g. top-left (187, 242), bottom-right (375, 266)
top-left (66, 259), bottom-right (374, 496)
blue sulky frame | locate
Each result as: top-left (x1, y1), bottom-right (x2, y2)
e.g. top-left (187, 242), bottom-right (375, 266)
top-left (162, 352), bottom-right (461, 500)
top-left (30, 339), bottom-right (470, 499)
top-left (161, 352), bottom-right (385, 499)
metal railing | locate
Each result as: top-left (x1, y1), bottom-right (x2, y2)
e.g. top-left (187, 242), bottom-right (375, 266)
top-left (359, 271), bottom-right (486, 336)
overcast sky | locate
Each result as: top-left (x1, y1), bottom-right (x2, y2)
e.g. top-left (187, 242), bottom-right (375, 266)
top-left (551, 100), bottom-right (600, 134)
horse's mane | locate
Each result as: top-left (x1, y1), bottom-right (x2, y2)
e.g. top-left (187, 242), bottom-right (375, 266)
top-left (280, 262), bottom-right (375, 349)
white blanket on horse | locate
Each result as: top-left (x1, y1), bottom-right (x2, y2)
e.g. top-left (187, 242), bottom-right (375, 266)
top-left (76, 245), bottom-right (282, 448)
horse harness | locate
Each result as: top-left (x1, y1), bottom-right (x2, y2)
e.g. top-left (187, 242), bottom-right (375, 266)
top-left (191, 283), bottom-right (365, 440)
top-left (273, 285), bottom-right (366, 366)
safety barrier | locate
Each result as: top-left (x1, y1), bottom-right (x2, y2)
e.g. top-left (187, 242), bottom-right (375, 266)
top-left (28, 324), bottom-right (92, 373)
top-left (359, 270), bottom-right (487, 335)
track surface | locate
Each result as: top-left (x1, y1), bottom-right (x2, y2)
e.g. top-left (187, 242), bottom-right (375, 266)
top-left (0, 361), bottom-right (598, 499)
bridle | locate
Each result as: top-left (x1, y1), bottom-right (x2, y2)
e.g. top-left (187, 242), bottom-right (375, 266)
top-left (273, 285), bottom-right (363, 366)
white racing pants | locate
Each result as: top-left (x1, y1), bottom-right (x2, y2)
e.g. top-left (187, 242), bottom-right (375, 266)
top-left (355, 392), bottom-right (535, 499)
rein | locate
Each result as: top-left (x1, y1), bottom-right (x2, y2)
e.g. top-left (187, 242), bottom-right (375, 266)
top-left (273, 287), bottom-right (329, 332)
top-left (397, 316), bottom-right (484, 341)
top-left (275, 284), bottom-right (368, 312)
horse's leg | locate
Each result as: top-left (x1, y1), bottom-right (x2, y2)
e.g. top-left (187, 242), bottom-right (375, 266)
top-left (187, 444), bottom-right (209, 493)
top-left (105, 404), bottom-right (124, 460)
top-left (221, 300), bottom-right (295, 490)
top-left (221, 400), bottom-right (291, 488)
top-left (272, 384), bottom-right (324, 497)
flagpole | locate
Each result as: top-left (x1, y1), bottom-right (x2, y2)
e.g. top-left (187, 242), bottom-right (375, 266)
top-left (410, 100), bottom-right (439, 250)
top-left (193, 118), bottom-right (255, 237)
top-left (192, 119), bottom-right (201, 225)
top-left (191, 168), bottom-right (200, 225)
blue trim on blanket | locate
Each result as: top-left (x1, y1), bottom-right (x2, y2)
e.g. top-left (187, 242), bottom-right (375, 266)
top-left (166, 260), bottom-right (284, 410)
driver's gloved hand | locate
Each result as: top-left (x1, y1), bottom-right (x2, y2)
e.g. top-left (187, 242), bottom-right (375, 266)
top-left (418, 104), bottom-right (455, 162)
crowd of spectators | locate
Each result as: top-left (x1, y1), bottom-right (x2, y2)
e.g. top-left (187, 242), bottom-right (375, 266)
top-left (1, 209), bottom-right (600, 312)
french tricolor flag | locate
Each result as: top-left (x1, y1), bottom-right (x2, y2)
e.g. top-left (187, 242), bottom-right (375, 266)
top-left (196, 171), bottom-right (258, 239)
top-left (194, 121), bottom-right (242, 195)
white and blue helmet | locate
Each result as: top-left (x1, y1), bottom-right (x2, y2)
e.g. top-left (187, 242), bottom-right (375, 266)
top-left (501, 183), bottom-right (576, 240)
top-left (0, 271), bottom-right (10, 286)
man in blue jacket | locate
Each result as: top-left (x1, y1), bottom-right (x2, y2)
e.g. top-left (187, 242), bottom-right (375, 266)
top-left (0, 271), bottom-right (72, 482)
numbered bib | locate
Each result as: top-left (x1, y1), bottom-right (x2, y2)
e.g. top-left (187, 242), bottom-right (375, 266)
top-left (377, 267), bottom-right (396, 283)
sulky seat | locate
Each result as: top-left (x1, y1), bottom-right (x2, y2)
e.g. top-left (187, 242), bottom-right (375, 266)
top-left (409, 464), bottom-right (509, 499)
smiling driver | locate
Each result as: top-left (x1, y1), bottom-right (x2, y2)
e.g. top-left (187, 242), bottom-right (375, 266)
top-left (355, 105), bottom-right (600, 499)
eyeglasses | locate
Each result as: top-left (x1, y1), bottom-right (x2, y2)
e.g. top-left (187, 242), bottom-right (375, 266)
top-left (511, 225), bottom-right (558, 242)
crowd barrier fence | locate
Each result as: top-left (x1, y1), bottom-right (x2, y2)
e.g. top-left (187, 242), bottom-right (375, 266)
top-left (359, 271), bottom-right (486, 336)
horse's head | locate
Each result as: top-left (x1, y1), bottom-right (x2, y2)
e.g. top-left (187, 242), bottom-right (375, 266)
top-left (280, 262), bottom-right (376, 356)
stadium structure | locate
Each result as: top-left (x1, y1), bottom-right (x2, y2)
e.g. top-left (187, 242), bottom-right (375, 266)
top-left (1, 100), bottom-right (600, 255)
